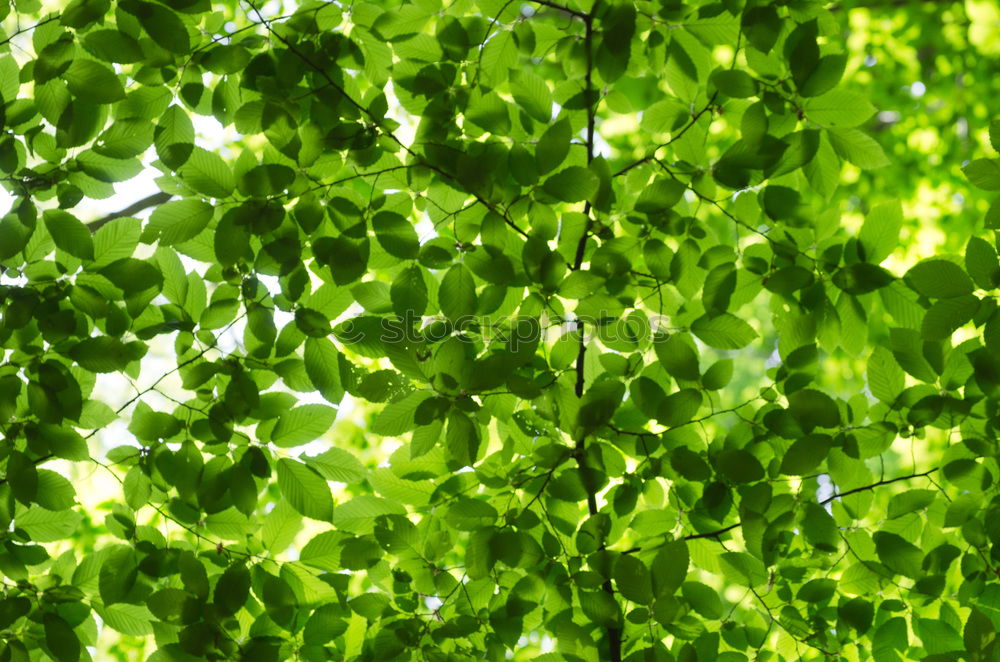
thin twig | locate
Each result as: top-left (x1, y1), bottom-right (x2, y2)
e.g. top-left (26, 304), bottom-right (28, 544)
top-left (819, 468), bottom-right (939, 505)
top-left (613, 92), bottom-right (718, 178)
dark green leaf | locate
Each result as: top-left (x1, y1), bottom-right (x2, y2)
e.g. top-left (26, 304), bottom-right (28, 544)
top-left (906, 259), bottom-right (974, 298)
top-left (43, 210), bottom-right (94, 260)
top-left (63, 58), bottom-right (124, 103)
top-left (964, 158), bottom-right (1000, 190)
top-left (542, 166), bottom-right (599, 203)
top-left (372, 211), bottom-right (419, 259)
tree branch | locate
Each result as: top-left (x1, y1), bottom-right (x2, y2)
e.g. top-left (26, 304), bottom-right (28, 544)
top-left (568, 7), bottom-right (621, 661)
top-left (86, 191), bottom-right (173, 233)
top-left (620, 522), bottom-right (743, 555)
top-left (0, 16), bottom-right (58, 49)
top-left (819, 468), bottom-right (939, 505)
top-left (613, 92), bottom-right (718, 178)
top-left (530, 0), bottom-right (588, 19)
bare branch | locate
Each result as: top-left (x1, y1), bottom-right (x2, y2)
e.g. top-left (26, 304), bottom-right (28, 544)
top-left (86, 191), bottom-right (173, 233)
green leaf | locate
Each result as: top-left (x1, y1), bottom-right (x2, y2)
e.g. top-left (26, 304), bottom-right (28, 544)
top-left (390, 264), bottom-right (428, 317)
top-left (82, 29), bottom-right (145, 64)
top-left (797, 578), bottom-right (836, 603)
top-left (702, 359), bottom-right (733, 390)
top-left (155, 105), bottom-right (194, 169)
top-left (915, 618), bottom-right (964, 655)
top-left (800, 54), bottom-right (847, 97)
top-left (682, 582), bottom-right (723, 619)
top-left (123, 466), bottom-right (152, 511)
top-left (121, 0), bottom-right (190, 54)
top-left (886, 489), bottom-right (936, 519)
top-left (535, 117), bottom-right (572, 175)
top-left (445, 497), bottom-right (498, 531)
top-left (128, 401), bottom-right (182, 441)
top-left (614, 555), bottom-right (653, 605)
top-left (788, 389), bottom-right (840, 430)
top-left (439, 263), bottom-right (477, 321)
top-left (372, 211), bottom-right (419, 259)
top-left (801, 502), bottom-right (838, 552)
top-left (333, 495), bottom-right (405, 535)
top-left (145, 199), bottom-right (214, 245)
top-left (204, 44), bottom-right (252, 75)
top-left (658, 388), bottom-right (703, 428)
top-left (0, 597), bottom-right (30, 631)
top-left (510, 70), bottom-right (552, 123)
top-left (964, 158), bottom-right (1000, 190)
top-left (237, 163), bottom-right (295, 196)
top-left (465, 90), bottom-right (511, 135)
top-left (304, 337), bottom-right (345, 404)
top-left (828, 127), bottom-right (890, 169)
top-left (715, 449), bottom-right (764, 483)
top-left (906, 259), bottom-right (974, 298)
top-left (542, 166), bottom-right (599, 203)
top-left (873, 617), bottom-right (908, 662)
top-left (718, 551), bottom-right (767, 587)
top-left (889, 327), bottom-right (937, 382)
top-left (62, 58), bottom-right (125, 104)
top-left (780, 434), bottom-right (832, 475)
top-left (639, 98), bottom-right (687, 134)
top-left (178, 146), bottom-right (235, 198)
top-left (299, 531), bottom-right (346, 571)
top-left (838, 597), bottom-right (874, 634)
top-left (643, 239), bottom-right (673, 281)
top-left (832, 263), bottom-right (895, 294)
top-left (37, 469), bottom-right (76, 510)
top-left (147, 588), bottom-right (199, 624)
top-left (867, 346), bottom-right (904, 403)
top-left (302, 448), bottom-right (366, 484)
top-left (651, 541), bottom-right (688, 597)
top-left (858, 200), bottom-right (902, 264)
top-left (276, 458), bottom-right (333, 521)
top-left (76, 151), bottom-right (143, 183)
top-left (690, 313), bottom-right (757, 349)
top-left (873, 531), bottom-right (923, 578)
top-left (576, 380), bottom-right (626, 435)
top-left (966, 236), bottom-right (1000, 290)
top-left (272, 404), bottom-right (337, 448)
top-left (68, 337), bottom-right (145, 373)
top-left (710, 69), bottom-right (756, 98)
top-left (62, 0), bottom-right (111, 29)
top-left (580, 590), bottom-right (620, 627)
top-left (43, 210), bottom-right (94, 260)
top-left (371, 391), bottom-right (433, 437)
top-left (803, 89), bottom-right (876, 128)
top-left (921, 294), bottom-right (980, 340)
top-left (653, 334), bottom-right (700, 380)
top-left (99, 546), bottom-right (138, 604)
top-left (17, 507), bottom-right (83, 543)
top-left (214, 564), bottom-right (250, 616)
top-left (44, 613), bottom-right (80, 662)
top-left (479, 29), bottom-right (517, 84)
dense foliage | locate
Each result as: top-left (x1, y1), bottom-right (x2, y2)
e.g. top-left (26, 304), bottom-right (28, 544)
top-left (1, 0), bottom-right (1000, 659)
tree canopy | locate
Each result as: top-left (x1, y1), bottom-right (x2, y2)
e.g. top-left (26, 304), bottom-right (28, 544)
top-left (0, 0), bottom-right (999, 660)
